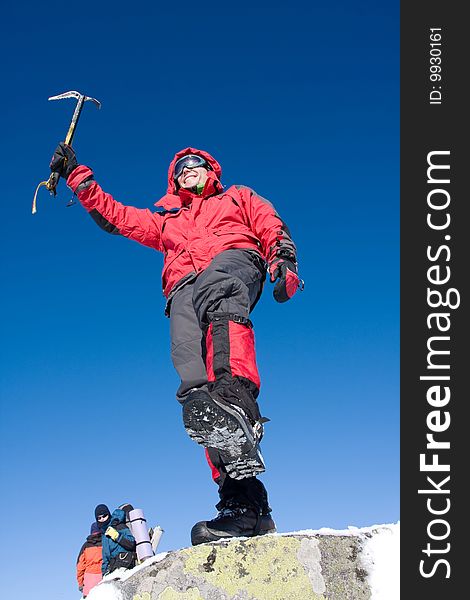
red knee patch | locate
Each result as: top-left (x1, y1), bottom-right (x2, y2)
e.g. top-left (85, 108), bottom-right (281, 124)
top-left (205, 318), bottom-right (260, 389)
top-left (228, 321), bottom-right (261, 389)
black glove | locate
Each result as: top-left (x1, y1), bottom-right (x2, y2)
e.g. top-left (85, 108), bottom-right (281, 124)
top-left (269, 256), bottom-right (301, 303)
top-left (49, 142), bottom-right (78, 179)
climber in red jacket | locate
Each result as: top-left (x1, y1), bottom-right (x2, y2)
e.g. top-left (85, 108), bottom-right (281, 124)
top-left (50, 144), bottom-right (302, 545)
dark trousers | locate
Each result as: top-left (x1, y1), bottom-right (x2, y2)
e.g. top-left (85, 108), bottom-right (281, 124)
top-left (169, 249), bottom-right (265, 401)
top-left (169, 249), bottom-right (270, 511)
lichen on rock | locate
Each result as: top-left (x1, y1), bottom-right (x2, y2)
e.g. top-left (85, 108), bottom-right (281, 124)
top-left (183, 536), bottom-right (326, 600)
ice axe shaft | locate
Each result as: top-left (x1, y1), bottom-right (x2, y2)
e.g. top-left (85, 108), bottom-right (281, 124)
top-left (32, 91), bottom-right (101, 214)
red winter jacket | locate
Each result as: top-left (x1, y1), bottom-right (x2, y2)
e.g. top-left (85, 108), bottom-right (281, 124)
top-left (67, 148), bottom-right (297, 299)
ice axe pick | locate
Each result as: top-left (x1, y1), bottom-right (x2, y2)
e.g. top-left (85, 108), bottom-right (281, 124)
top-left (32, 90), bottom-right (101, 214)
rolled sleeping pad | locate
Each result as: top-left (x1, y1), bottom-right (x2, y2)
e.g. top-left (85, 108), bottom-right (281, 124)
top-left (150, 525), bottom-right (164, 553)
top-left (127, 508), bottom-right (154, 562)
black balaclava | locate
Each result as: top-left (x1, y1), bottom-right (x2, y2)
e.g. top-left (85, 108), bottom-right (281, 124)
top-left (94, 503), bottom-right (111, 532)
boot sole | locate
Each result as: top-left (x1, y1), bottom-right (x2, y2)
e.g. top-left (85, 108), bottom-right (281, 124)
top-left (183, 390), bottom-right (265, 479)
top-left (191, 520), bottom-right (276, 546)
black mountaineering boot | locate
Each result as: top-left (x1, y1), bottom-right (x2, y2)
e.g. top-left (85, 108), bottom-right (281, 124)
top-left (190, 499), bottom-right (276, 546)
top-left (182, 388), bottom-right (266, 479)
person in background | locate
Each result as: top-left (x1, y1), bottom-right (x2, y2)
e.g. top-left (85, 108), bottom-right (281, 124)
top-left (102, 507), bottom-right (137, 575)
top-left (76, 522), bottom-right (103, 598)
top-left (94, 504), bottom-right (111, 533)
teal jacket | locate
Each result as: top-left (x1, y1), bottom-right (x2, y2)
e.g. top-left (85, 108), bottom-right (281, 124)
top-left (101, 509), bottom-right (136, 574)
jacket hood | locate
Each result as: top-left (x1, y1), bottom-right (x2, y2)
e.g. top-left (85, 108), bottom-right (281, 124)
top-left (155, 147), bottom-right (223, 209)
top-left (166, 147), bottom-right (222, 194)
top-left (109, 508), bottom-right (126, 527)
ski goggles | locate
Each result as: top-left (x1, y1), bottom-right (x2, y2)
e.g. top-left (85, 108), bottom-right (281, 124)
top-left (173, 154), bottom-right (209, 180)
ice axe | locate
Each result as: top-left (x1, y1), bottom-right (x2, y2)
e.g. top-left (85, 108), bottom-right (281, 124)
top-left (32, 90), bottom-right (101, 214)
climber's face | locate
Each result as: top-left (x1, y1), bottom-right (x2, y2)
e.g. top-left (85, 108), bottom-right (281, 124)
top-left (177, 165), bottom-right (209, 190)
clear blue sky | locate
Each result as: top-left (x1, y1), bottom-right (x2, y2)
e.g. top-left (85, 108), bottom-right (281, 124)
top-left (0, 1), bottom-right (398, 598)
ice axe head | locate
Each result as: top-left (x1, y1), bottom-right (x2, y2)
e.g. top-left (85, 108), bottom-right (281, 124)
top-left (48, 90), bottom-right (101, 108)
top-left (48, 90), bottom-right (101, 145)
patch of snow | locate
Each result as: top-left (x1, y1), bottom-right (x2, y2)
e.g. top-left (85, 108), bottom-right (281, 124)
top-left (86, 552), bottom-right (168, 599)
top-left (86, 582), bottom-right (123, 600)
top-left (362, 522), bottom-right (400, 600)
top-left (280, 522), bottom-right (399, 537)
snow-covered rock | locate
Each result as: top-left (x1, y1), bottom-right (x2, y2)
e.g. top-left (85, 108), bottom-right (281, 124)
top-left (87, 522), bottom-right (399, 600)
